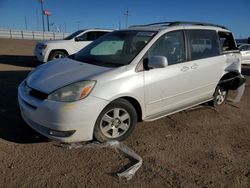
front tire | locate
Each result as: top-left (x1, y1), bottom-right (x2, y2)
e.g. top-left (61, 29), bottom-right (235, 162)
top-left (48, 50), bottom-right (67, 61)
top-left (209, 85), bottom-right (228, 107)
top-left (94, 99), bottom-right (137, 142)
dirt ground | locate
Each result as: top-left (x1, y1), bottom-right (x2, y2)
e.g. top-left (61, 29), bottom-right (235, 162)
top-left (0, 38), bottom-right (249, 188)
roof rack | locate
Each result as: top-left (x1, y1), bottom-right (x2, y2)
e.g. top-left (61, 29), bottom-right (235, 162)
top-left (129, 21), bottom-right (228, 30)
top-left (129, 22), bottom-right (172, 28)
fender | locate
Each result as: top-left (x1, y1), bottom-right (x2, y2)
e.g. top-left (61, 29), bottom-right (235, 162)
top-left (219, 72), bottom-right (246, 90)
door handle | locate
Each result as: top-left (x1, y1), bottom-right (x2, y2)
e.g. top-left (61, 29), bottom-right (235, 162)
top-left (191, 63), bottom-right (199, 69)
top-left (181, 66), bottom-right (189, 72)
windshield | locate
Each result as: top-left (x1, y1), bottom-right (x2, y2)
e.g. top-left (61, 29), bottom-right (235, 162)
top-left (64, 30), bottom-right (85, 40)
top-left (73, 30), bottom-right (157, 67)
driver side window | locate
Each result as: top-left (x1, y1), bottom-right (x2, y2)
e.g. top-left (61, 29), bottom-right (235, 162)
top-left (148, 30), bottom-right (186, 65)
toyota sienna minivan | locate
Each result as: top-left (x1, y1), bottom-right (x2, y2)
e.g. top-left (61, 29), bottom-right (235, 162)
top-left (18, 22), bottom-right (245, 143)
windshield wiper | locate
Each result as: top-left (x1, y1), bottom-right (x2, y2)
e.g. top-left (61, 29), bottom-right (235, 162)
top-left (101, 61), bottom-right (124, 67)
top-left (75, 56), bottom-right (124, 67)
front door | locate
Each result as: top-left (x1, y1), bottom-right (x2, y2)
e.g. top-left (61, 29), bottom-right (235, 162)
top-left (144, 30), bottom-right (192, 117)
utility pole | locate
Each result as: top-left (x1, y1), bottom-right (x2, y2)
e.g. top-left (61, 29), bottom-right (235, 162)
top-left (44, 10), bottom-right (51, 32)
top-left (77, 21), bottom-right (80, 30)
top-left (124, 9), bottom-right (130, 28)
top-left (24, 16), bottom-right (27, 30)
top-left (38, 0), bottom-right (45, 32)
top-left (46, 14), bottom-right (50, 31)
top-left (64, 22), bottom-right (66, 32)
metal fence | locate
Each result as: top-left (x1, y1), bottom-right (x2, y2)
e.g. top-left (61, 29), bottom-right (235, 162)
top-left (0, 28), bottom-right (70, 40)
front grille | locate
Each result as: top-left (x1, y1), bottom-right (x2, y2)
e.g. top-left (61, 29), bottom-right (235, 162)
top-left (24, 82), bottom-right (48, 100)
top-left (29, 88), bottom-right (48, 100)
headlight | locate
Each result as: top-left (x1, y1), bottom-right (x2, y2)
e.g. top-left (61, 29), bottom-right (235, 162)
top-left (47, 81), bottom-right (96, 102)
top-left (38, 44), bottom-right (47, 49)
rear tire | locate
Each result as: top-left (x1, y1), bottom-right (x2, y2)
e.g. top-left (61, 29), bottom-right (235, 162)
top-left (209, 85), bottom-right (228, 107)
top-left (94, 99), bottom-right (137, 142)
top-left (48, 50), bottom-right (67, 61)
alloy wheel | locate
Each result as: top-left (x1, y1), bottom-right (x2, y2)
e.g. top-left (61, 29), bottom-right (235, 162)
top-left (100, 108), bottom-right (131, 138)
top-left (216, 88), bottom-right (227, 105)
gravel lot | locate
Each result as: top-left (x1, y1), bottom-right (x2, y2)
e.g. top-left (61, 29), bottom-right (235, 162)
top-left (0, 38), bottom-right (249, 187)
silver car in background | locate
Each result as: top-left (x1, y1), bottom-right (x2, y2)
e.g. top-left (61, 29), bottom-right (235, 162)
top-left (18, 22), bottom-right (245, 143)
top-left (238, 44), bottom-right (250, 64)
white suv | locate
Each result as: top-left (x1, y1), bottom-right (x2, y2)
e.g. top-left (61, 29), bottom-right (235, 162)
top-left (19, 22), bottom-right (245, 143)
top-left (34, 29), bottom-right (112, 62)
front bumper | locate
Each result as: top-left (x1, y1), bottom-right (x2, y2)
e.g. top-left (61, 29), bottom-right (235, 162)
top-left (34, 47), bottom-right (48, 62)
top-left (18, 81), bottom-right (109, 143)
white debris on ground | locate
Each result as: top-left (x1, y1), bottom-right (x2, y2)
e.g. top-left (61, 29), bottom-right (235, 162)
top-left (60, 141), bottom-right (142, 180)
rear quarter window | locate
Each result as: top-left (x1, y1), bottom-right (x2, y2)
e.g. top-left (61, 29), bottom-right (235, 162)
top-left (218, 32), bottom-right (237, 53)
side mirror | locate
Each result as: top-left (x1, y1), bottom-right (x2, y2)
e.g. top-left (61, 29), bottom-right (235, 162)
top-left (148, 56), bottom-right (168, 69)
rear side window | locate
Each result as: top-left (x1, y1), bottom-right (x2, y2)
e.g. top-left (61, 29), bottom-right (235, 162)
top-left (76, 31), bottom-right (109, 41)
top-left (218, 32), bottom-right (237, 52)
top-left (187, 30), bottom-right (220, 60)
top-left (87, 31), bottom-right (109, 41)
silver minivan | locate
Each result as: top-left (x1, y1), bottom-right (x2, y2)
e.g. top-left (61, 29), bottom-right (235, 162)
top-left (18, 22), bottom-right (245, 143)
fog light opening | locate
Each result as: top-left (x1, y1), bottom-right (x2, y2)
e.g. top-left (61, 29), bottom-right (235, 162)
top-left (48, 129), bottom-right (76, 137)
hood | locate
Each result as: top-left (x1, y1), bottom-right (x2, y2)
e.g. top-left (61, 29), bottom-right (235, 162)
top-left (27, 58), bottom-right (112, 93)
top-left (39, 39), bottom-right (71, 45)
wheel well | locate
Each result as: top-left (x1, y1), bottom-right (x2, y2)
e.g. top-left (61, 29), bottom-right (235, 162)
top-left (219, 71), bottom-right (244, 90)
top-left (120, 97), bottom-right (142, 122)
top-left (49, 49), bottom-right (69, 57)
